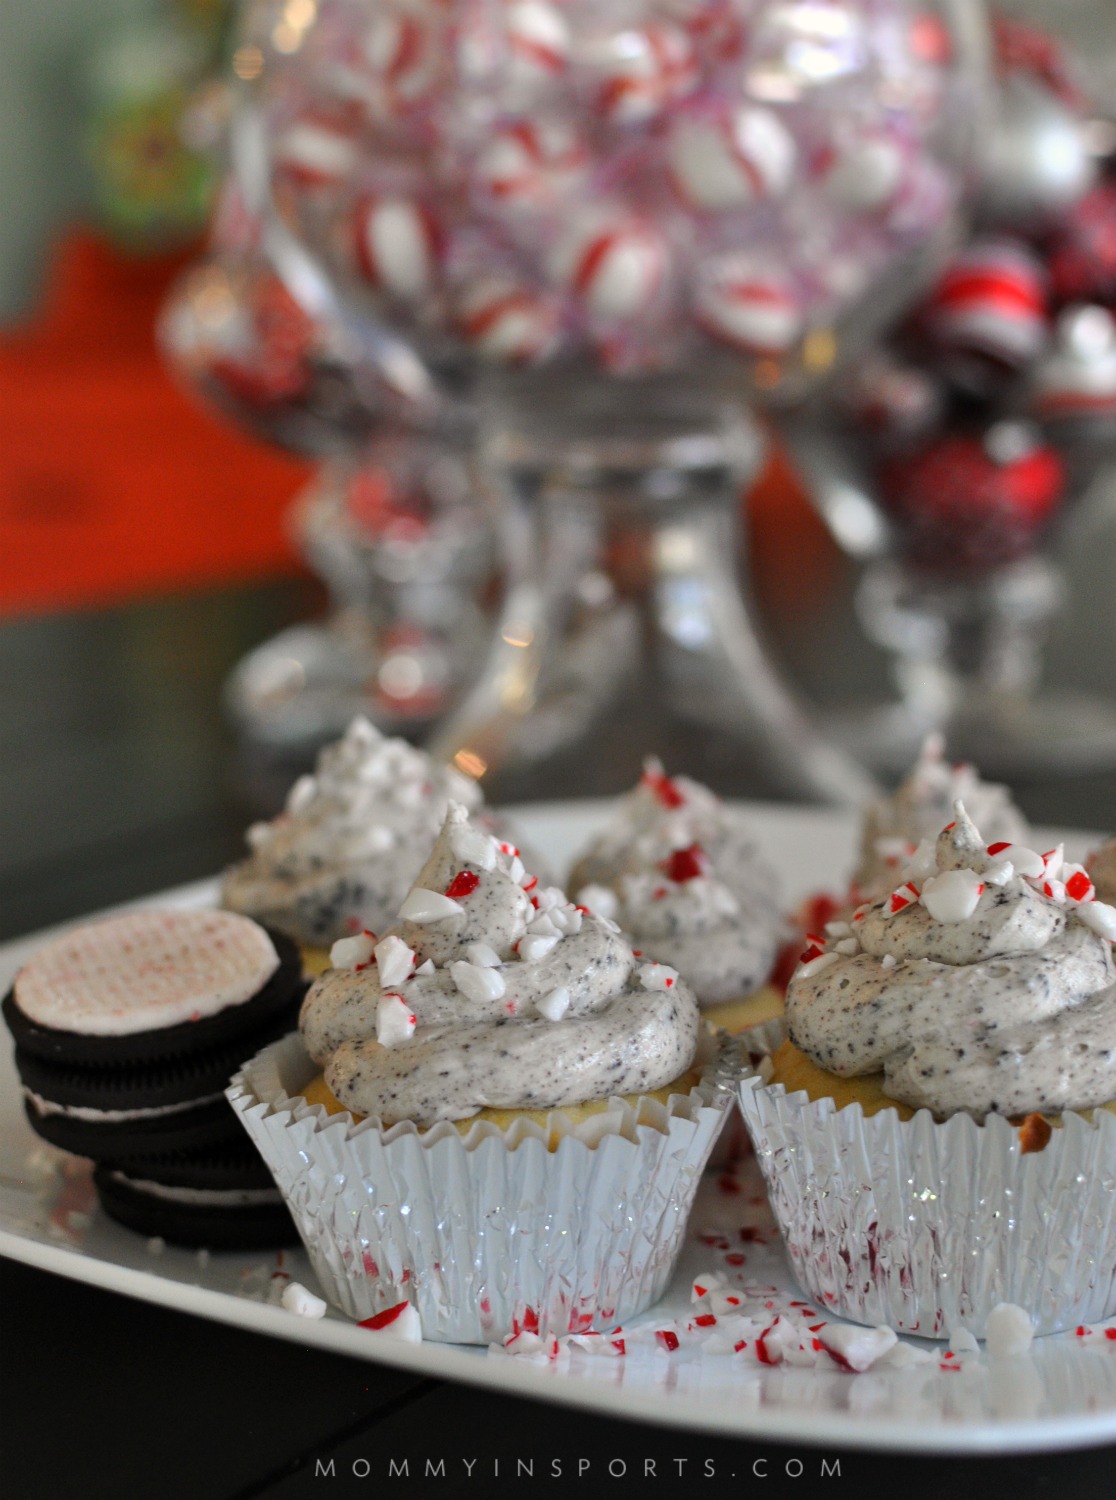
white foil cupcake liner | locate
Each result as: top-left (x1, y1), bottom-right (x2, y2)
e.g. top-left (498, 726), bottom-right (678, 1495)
top-left (228, 1033), bottom-right (735, 1343)
top-left (735, 1020), bottom-right (1116, 1339)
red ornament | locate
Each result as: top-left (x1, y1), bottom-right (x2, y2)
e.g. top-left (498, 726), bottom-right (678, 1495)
top-left (880, 426), bottom-right (1065, 573)
top-left (1048, 180), bottom-right (1116, 306)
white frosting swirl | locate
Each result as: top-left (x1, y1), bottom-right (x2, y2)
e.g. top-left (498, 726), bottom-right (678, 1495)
top-left (853, 735), bottom-right (1029, 900)
top-left (568, 762), bottom-right (784, 1005)
top-left (222, 717), bottom-right (483, 947)
top-left (300, 803), bottom-right (700, 1125)
top-left (788, 804), bottom-right (1116, 1119)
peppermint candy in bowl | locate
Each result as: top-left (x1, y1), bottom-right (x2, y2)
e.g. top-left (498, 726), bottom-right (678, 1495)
top-left (170, 0), bottom-right (984, 427)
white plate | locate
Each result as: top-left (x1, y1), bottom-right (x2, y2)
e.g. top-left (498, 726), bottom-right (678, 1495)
top-left (3, 800), bottom-right (1115, 1456)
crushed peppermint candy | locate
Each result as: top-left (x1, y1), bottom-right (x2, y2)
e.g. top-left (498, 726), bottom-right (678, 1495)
top-left (637, 962), bottom-right (679, 991)
top-left (280, 1282), bottom-right (328, 1319)
top-left (449, 824), bottom-right (498, 870)
top-left (376, 994), bottom-right (417, 1046)
top-left (535, 987), bottom-right (570, 1021)
top-left (449, 960), bottom-right (507, 1003)
top-left (464, 942), bottom-right (502, 968)
top-left (330, 931), bottom-right (377, 970)
top-left (359, 1301), bottom-right (423, 1342)
top-left (921, 867), bottom-right (985, 923)
top-left (886, 881), bottom-right (921, 916)
top-left (398, 887), bottom-right (464, 923)
top-left (519, 932), bottom-right (561, 962)
top-left (374, 935), bottom-right (416, 987)
top-left (575, 884), bottom-right (619, 921)
top-left (444, 870), bottom-right (481, 901)
top-left (984, 1304), bottom-right (1034, 1357)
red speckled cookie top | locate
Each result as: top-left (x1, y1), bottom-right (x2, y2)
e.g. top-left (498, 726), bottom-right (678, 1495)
top-left (14, 910), bottom-right (280, 1036)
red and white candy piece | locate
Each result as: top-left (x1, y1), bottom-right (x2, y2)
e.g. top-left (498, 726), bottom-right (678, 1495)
top-left (693, 255), bottom-right (802, 356)
top-left (353, 196), bottom-right (441, 303)
top-left (330, 930), bottom-right (377, 971)
top-left (535, 987), bottom-right (570, 1021)
top-left (376, 993), bottom-right (417, 1046)
top-left (374, 935), bottom-right (416, 986)
top-left (449, 823), bottom-right (498, 870)
top-left (472, 120), bottom-right (587, 208)
top-left (398, 887), bottom-right (465, 922)
top-left (359, 1300), bottom-right (423, 1341)
top-left (637, 962), bottom-right (679, 991)
top-left (456, 275), bottom-right (563, 365)
top-left (667, 104), bottom-right (795, 212)
top-left (886, 881), bottom-right (921, 916)
top-left (280, 1282), bottom-right (327, 1319)
top-left (357, 5), bottom-right (442, 114)
top-left (272, 111), bottom-right (361, 192)
top-left (921, 868), bottom-right (985, 923)
top-left (816, 127), bottom-right (910, 214)
top-left (923, 240), bottom-right (1048, 372)
top-left (503, 0), bottom-right (571, 89)
top-left (580, 21), bottom-right (699, 124)
top-left (985, 841), bottom-right (1045, 878)
top-left (550, 214), bottom-right (668, 322)
top-left (448, 959), bottom-right (507, 1002)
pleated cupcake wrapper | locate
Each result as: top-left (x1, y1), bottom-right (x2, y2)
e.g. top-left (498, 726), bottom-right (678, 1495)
top-left (228, 1032), bottom-right (736, 1343)
top-left (735, 1020), bottom-right (1116, 1339)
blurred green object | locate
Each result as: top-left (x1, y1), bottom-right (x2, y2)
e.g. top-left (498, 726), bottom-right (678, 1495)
top-left (0, 0), bottom-right (231, 326)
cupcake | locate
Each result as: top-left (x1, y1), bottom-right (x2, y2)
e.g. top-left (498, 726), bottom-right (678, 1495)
top-left (229, 802), bottom-right (732, 1342)
top-left (221, 716), bottom-right (485, 974)
top-left (736, 802), bottom-right (1116, 1338)
top-left (851, 733), bottom-right (1029, 902)
top-left (567, 760), bottom-right (786, 1034)
top-left (1087, 835), bottom-right (1116, 907)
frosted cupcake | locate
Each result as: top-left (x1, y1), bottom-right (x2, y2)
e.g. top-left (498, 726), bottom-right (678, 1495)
top-left (851, 733), bottom-right (1029, 902)
top-left (229, 803), bottom-right (732, 1342)
top-left (736, 802), bottom-right (1116, 1338)
top-left (568, 760), bottom-right (786, 1034)
top-left (222, 716), bottom-right (484, 974)
top-left (1087, 835), bottom-right (1116, 907)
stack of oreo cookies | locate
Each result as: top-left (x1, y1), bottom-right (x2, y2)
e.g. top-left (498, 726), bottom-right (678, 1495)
top-left (3, 907), bottom-right (305, 1248)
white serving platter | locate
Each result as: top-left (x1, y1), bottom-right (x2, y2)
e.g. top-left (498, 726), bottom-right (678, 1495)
top-left (2, 799), bottom-right (1115, 1456)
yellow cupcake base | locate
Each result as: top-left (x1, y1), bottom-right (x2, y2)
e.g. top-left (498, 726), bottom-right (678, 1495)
top-left (300, 1069), bottom-right (703, 1149)
top-left (767, 1038), bottom-right (1116, 1148)
top-left (703, 986), bottom-right (783, 1036)
top-left (299, 945), bottom-right (333, 979)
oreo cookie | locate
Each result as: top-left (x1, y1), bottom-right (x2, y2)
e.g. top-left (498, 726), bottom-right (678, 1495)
top-left (2, 908), bottom-right (308, 1250)
top-left (14, 990), bottom-right (302, 1160)
top-left (93, 1143), bottom-right (298, 1249)
top-left (3, 911), bottom-right (303, 1067)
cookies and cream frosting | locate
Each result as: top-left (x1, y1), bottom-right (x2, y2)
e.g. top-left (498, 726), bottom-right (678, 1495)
top-left (852, 734), bottom-right (1029, 900)
top-left (299, 802), bottom-right (700, 1125)
top-left (787, 802), bottom-right (1116, 1119)
top-left (567, 761), bottom-right (784, 1005)
top-left (222, 716), bottom-right (484, 948)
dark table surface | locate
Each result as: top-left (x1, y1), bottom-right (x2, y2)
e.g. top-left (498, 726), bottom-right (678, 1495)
top-left (4, 568), bottom-right (1116, 1498)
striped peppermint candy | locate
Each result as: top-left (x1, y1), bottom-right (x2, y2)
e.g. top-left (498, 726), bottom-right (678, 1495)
top-left (924, 240), bottom-right (1048, 370)
top-left (353, 196), bottom-right (442, 302)
top-left (456, 274), bottom-right (563, 364)
top-left (581, 21), bottom-right (699, 124)
top-left (694, 255), bottom-right (802, 356)
top-left (551, 214), bottom-right (668, 322)
top-left (667, 104), bottom-right (795, 212)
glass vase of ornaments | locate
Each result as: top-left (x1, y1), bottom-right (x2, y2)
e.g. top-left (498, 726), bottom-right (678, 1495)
top-left (785, 7), bottom-right (1116, 776)
top-left (162, 0), bottom-right (988, 798)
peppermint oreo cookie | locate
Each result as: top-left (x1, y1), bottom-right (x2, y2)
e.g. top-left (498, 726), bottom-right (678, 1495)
top-left (2, 908), bottom-right (307, 1249)
top-left (3, 909), bottom-right (302, 1066)
top-left (14, 994), bottom-right (302, 1160)
top-left (93, 1142), bottom-right (298, 1249)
